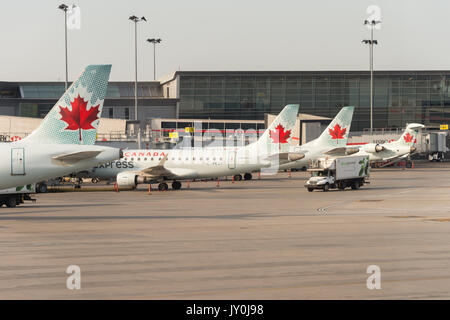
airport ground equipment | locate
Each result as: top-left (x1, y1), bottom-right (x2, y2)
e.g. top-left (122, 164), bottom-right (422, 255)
top-left (0, 184), bottom-right (37, 208)
top-left (425, 132), bottom-right (448, 162)
top-left (305, 155), bottom-right (370, 192)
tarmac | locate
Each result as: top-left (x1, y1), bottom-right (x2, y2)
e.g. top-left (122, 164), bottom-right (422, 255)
top-left (0, 163), bottom-right (449, 299)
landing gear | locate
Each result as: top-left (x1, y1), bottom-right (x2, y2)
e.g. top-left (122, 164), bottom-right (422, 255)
top-left (244, 173), bottom-right (252, 180)
top-left (172, 181), bottom-right (182, 190)
top-left (158, 182), bottom-right (169, 191)
top-left (233, 174), bottom-right (242, 181)
top-left (91, 177), bottom-right (100, 183)
top-left (36, 182), bottom-right (48, 193)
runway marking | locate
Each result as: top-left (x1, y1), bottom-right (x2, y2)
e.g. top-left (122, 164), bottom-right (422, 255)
top-left (316, 188), bottom-right (418, 214)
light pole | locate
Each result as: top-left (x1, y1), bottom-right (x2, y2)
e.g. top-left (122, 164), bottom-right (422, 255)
top-left (58, 4), bottom-right (69, 90)
top-left (129, 15), bottom-right (147, 148)
top-left (147, 38), bottom-right (162, 80)
top-left (362, 19), bottom-right (381, 132)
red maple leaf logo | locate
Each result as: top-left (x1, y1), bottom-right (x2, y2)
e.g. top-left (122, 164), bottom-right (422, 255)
top-left (329, 124), bottom-right (347, 139)
top-left (59, 94), bottom-right (100, 141)
top-left (269, 124), bottom-right (291, 143)
top-left (403, 132), bottom-right (414, 143)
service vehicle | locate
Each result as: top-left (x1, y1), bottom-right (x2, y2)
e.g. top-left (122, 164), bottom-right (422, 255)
top-left (0, 184), bottom-right (37, 208)
top-left (305, 155), bottom-right (370, 192)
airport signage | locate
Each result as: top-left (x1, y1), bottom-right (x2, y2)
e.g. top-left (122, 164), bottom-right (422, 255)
top-left (440, 124), bottom-right (448, 130)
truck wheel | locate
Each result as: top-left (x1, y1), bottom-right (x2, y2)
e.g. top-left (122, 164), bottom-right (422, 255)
top-left (351, 181), bottom-right (361, 190)
top-left (244, 173), bottom-right (252, 180)
top-left (6, 197), bottom-right (16, 208)
top-left (307, 188), bottom-right (314, 192)
top-left (323, 183), bottom-right (330, 192)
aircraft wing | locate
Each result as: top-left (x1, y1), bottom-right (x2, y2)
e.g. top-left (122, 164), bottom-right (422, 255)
top-left (52, 151), bottom-right (103, 166)
top-left (139, 154), bottom-right (173, 176)
top-left (377, 155), bottom-right (407, 167)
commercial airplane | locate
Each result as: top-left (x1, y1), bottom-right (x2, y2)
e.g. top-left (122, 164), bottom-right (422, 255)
top-left (351, 123), bottom-right (425, 164)
top-left (77, 104), bottom-right (301, 190)
top-left (277, 106), bottom-right (357, 171)
top-left (0, 65), bottom-right (121, 190)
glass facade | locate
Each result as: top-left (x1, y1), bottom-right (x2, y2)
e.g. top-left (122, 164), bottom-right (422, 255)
top-left (18, 82), bottom-right (161, 99)
top-left (177, 71), bottom-right (450, 131)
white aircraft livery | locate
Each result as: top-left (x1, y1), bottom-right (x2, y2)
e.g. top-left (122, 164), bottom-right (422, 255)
top-left (353, 123), bottom-right (425, 163)
top-left (278, 106), bottom-right (356, 170)
top-left (79, 104), bottom-right (301, 190)
top-left (0, 65), bottom-right (121, 189)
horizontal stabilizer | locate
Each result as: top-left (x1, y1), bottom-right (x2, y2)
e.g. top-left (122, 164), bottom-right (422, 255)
top-left (324, 147), bottom-right (359, 156)
top-left (52, 151), bottom-right (102, 166)
top-left (265, 152), bottom-right (305, 164)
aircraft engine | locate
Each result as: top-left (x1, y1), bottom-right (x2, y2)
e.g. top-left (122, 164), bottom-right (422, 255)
top-left (287, 153), bottom-right (305, 162)
top-left (363, 144), bottom-right (385, 153)
top-left (117, 172), bottom-right (138, 188)
top-left (116, 172), bottom-right (153, 188)
top-left (345, 148), bottom-right (360, 155)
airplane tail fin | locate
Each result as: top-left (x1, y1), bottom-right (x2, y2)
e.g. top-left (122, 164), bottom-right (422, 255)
top-left (396, 123), bottom-right (425, 146)
top-left (23, 65), bottom-right (112, 145)
top-left (255, 104), bottom-right (299, 155)
top-left (314, 106), bottom-right (354, 148)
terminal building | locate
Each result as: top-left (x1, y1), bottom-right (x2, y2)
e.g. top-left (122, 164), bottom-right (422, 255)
top-left (1, 70), bottom-right (450, 136)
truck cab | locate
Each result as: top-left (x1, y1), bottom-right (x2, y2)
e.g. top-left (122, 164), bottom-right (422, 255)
top-left (307, 169), bottom-right (335, 191)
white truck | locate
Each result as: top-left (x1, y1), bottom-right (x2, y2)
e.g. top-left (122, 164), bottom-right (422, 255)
top-left (0, 184), bottom-right (38, 208)
top-left (305, 155), bottom-right (370, 192)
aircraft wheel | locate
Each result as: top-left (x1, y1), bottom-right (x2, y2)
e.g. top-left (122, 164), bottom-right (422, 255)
top-left (244, 173), bottom-right (252, 180)
top-left (234, 174), bottom-right (242, 181)
top-left (307, 188), bottom-right (314, 192)
top-left (37, 183), bottom-right (48, 193)
top-left (172, 181), bottom-right (182, 190)
top-left (92, 178), bottom-right (100, 183)
top-left (323, 183), bottom-right (330, 192)
top-left (158, 182), bottom-right (169, 191)
top-left (6, 197), bottom-right (17, 208)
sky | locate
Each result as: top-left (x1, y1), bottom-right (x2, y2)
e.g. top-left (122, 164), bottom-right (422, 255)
top-left (0, 0), bottom-right (449, 81)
